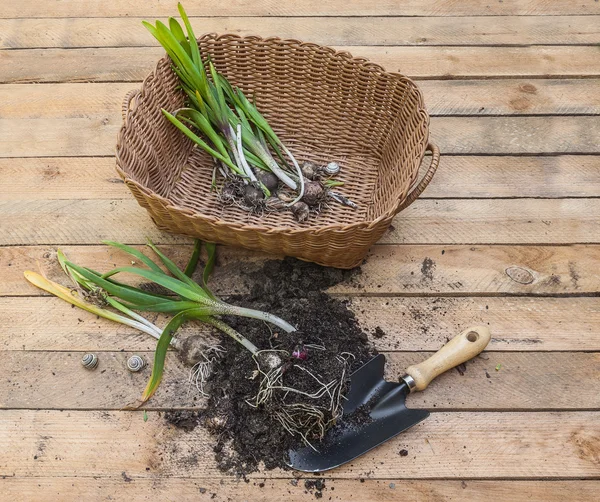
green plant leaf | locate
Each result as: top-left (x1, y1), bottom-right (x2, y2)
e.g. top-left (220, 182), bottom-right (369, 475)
top-left (184, 239), bottom-right (202, 277)
top-left (168, 17), bottom-right (191, 56)
top-left (162, 110), bottom-right (242, 174)
top-left (140, 307), bottom-right (214, 404)
top-left (140, 310), bottom-right (189, 403)
top-left (64, 262), bottom-right (173, 306)
top-left (177, 108), bottom-right (229, 159)
top-left (100, 266), bottom-right (209, 303)
top-left (145, 239), bottom-right (208, 295)
top-left (177, 2), bottom-right (202, 70)
top-left (23, 271), bottom-right (161, 338)
top-left (103, 241), bottom-right (163, 274)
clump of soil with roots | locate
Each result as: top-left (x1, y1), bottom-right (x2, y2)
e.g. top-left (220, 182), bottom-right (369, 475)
top-left (176, 258), bottom-right (374, 474)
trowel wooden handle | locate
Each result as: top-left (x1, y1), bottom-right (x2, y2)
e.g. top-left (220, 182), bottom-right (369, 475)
top-left (404, 326), bottom-right (491, 392)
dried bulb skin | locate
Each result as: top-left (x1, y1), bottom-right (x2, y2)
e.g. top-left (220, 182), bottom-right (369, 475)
top-left (302, 181), bottom-right (325, 207)
top-left (256, 171), bottom-right (279, 192)
top-left (291, 201), bottom-right (310, 222)
top-left (265, 196), bottom-right (286, 211)
top-left (243, 185), bottom-right (265, 206)
top-left (301, 161), bottom-right (319, 181)
top-left (178, 335), bottom-right (207, 366)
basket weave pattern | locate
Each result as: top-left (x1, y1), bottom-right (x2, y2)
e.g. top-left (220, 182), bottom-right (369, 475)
top-left (116, 34), bottom-right (439, 268)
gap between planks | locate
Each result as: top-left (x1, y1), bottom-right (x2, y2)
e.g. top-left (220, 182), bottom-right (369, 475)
top-left (1, 16), bottom-right (599, 49)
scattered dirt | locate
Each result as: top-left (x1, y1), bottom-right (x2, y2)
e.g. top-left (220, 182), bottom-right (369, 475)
top-left (305, 478), bottom-right (326, 498)
top-left (163, 410), bottom-right (202, 432)
top-left (421, 257), bottom-right (435, 281)
top-left (455, 362), bottom-right (467, 376)
top-left (166, 257), bottom-right (376, 476)
top-left (373, 326), bottom-right (386, 339)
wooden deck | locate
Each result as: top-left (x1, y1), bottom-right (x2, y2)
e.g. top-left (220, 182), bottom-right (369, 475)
top-left (1, 1), bottom-right (599, 500)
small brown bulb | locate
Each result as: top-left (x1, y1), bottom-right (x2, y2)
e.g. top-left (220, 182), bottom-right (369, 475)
top-left (265, 196), bottom-right (286, 211)
top-left (243, 185), bottom-right (265, 206)
top-left (301, 161), bottom-right (319, 181)
top-left (291, 201), bottom-right (310, 222)
top-left (302, 181), bottom-right (325, 207)
top-left (256, 171), bottom-right (279, 192)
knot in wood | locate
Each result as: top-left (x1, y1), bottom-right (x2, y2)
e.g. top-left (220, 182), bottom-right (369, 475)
top-left (505, 266), bottom-right (534, 285)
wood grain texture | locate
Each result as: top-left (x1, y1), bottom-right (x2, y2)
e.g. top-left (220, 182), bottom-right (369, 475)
top-left (2, 478), bottom-right (599, 502)
top-left (4, 0), bottom-right (599, 18)
top-left (2, 350), bottom-right (598, 410)
top-left (2, 198), bottom-right (600, 246)
top-left (2, 16), bottom-right (599, 48)
top-left (4, 80), bottom-right (600, 120)
top-left (3, 116), bottom-right (599, 157)
top-left (1, 410), bottom-right (599, 479)
top-left (4, 244), bottom-right (600, 296)
top-left (3, 296), bottom-right (600, 352)
top-left (2, 46), bottom-right (600, 84)
top-left (0, 158), bottom-right (129, 201)
top-left (4, 155), bottom-right (600, 201)
top-left (419, 155), bottom-right (600, 198)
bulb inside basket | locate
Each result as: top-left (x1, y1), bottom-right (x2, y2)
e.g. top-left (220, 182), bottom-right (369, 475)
top-left (142, 3), bottom-right (357, 221)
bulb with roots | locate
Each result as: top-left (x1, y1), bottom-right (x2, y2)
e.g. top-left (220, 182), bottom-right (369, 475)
top-left (256, 351), bottom-right (284, 370)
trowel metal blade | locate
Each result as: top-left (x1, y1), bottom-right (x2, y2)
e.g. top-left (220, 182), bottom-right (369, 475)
top-left (286, 354), bottom-right (430, 472)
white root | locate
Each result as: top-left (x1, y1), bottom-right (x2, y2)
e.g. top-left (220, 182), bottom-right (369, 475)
top-left (187, 345), bottom-right (226, 398)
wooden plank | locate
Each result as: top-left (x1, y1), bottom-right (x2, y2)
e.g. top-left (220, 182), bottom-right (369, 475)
top-left (0, 158), bottom-right (128, 200)
top-left (4, 155), bottom-right (600, 201)
top-left (419, 155), bottom-right (600, 198)
top-left (4, 0), bottom-right (598, 18)
top-left (1, 350), bottom-right (598, 410)
top-left (2, 478), bottom-right (599, 502)
top-left (418, 79), bottom-right (600, 116)
top-left (2, 198), bottom-right (600, 246)
top-left (0, 83), bottom-right (133, 119)
top-left (4, 296), bottom-right (600, 352)
top-left (4, 80), bottom-right (600, 120)
top-left (1, 410), bottom-right (598, 479)
top-left (382, 199), bottom-right (600, 244)
top-left (2, 16), bottom-right (599, 49)
top-left (2, 46), bottom-right (599, 84)
top-left (3, 116), bottom-right (599, 157)
top-left (4, 244), bottom-right (600, 296)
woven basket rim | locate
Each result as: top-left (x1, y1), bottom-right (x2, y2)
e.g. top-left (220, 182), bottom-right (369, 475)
top-left (116, 33), bottom-right (430, 236)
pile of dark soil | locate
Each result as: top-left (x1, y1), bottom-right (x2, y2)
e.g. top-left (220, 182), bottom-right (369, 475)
top-left (169, 257), bottom-right (376, 475)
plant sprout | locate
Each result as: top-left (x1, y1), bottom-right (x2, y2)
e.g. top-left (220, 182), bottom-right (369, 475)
top-left (142, 3), bottom-right (355, 218)
top-left (24, 240), bottom-right (350, 444)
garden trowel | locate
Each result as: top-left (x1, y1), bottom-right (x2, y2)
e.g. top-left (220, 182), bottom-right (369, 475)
top-left (287, 326), bottom-right (491, 472)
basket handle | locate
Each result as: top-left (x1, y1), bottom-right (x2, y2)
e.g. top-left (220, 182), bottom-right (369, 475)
top-left (121, 89), bottom-right (140, 121)
top-left (397, 142), bottom-right (440, 211)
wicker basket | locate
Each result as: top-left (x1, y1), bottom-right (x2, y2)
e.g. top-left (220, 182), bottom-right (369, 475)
top-left (116, 34), bottom-right (439, 269)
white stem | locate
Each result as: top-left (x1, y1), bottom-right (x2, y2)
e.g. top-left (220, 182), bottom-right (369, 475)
top-left (236, 124), bottom-right (257, 182)
top-left (213, 302), bottom-right (297, 333)
top-left (281, 144), bottom-right (305, 206)
top-left (204, 317), bottom-right (259, 355)
top-left (260, 149), bottom-right (298, 190)
top-left (225, 126), bottom-right (248, 183)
